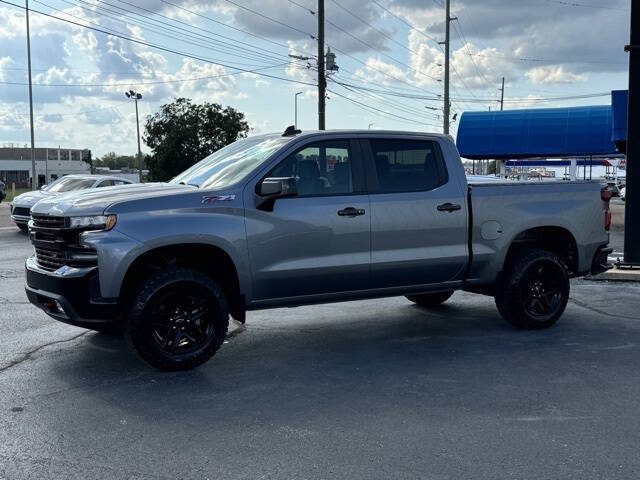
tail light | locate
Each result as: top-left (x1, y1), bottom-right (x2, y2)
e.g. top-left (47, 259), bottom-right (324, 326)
top-left (601, 187), bottom-right (612, 231)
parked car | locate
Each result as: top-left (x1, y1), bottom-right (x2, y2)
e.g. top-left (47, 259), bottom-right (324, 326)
top-left (620, 186), bottom-right (626, 201)
top-left (0, 179), bottom-right (5, 203)
top-left (25, 129), bottom-right (612, 370)
top-left (10, 174), bottom-right (134, 232)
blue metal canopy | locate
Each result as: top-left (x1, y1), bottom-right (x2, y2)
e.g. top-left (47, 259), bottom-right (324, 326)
top-left (457, 105), bottom-right (619, 160)
top-left (611, 90), bottom-right (628, 149)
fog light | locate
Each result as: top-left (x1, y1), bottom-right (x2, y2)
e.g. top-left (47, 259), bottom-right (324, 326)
top-left (41, 298), bottom-right (69, 319)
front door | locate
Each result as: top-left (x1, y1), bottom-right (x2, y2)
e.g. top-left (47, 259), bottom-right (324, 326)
top-left (245, 139), bottom-right (370, 301)
top-left (364, 137), bottom-right (468, 289)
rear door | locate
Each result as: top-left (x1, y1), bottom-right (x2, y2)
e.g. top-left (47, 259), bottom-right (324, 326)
top-left (245, 139), bottom-right (371, 301)
top-left (363, 137), bottom-right (468, 289)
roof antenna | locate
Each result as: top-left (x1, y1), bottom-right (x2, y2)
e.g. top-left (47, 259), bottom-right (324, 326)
top-left (282, 125), bottom-right (301, 137)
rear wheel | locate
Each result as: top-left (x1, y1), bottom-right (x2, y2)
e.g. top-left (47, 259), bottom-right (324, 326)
top-left (17, 224), bottom-right (28, 233)
top-left (495, 248), bottom-right (569, 330)
top-left (124, 267), bottom-right (229, 370)
top-left (406, 290), bottom-right (454, 308)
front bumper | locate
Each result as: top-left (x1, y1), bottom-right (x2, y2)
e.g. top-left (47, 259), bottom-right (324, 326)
top-left (25, 256), bottom-right (118, 328)
top-left (11, 214), bottom-right (30, 225)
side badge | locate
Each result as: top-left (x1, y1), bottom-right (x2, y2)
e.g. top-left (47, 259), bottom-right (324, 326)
top-left (202, 194), bottom-right (235, 204)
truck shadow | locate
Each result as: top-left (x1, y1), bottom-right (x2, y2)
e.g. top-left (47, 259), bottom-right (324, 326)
top-left (45, 294), bottom-right (637, 423)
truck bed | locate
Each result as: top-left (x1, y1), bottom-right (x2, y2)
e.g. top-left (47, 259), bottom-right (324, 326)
top-left (466, 180), bottom-right (608, 286)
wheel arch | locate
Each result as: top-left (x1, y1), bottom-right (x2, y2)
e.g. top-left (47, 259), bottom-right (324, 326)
top-left (119, 242), bottom-right (246, 322)
top-left (504, 226), bottom-right (579, 276)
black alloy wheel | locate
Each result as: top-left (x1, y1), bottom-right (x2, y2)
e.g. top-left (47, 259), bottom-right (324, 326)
top-left (495, 248), bottom-right (569, 330)
top-left (125, 267), bottom-right (229, 370)
top-left (151, 289), bottom-right (216, 355)
top-left (521, 262), bottom-right (564, 318)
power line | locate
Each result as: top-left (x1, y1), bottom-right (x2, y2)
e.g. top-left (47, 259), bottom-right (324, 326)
top-left (0, 62), bottom-right (296, 87)
top-left (285, 0), bottom-right (443, 91)
top-left (328, 87), bottom-right (442, 128)
top-left (329, 78), bottom-right (443, 120)
top-left (542, 0), bottom-right (627, 11)
top-left (0, 0), bottom-right (318, 88)
top-left (158, 0), bottom-right (293, 51)
top-left (109, 0), bottom-right (291, 63)
top-left (56, 0), bottom-right (290, 66)
top-left (220, 0), bottom-right (316, 39)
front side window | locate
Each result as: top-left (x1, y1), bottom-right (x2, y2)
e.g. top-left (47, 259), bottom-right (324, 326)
top-left (370, 139), bottom-right (448, 193)
top-left (267, 140), bottom-right (353, 197)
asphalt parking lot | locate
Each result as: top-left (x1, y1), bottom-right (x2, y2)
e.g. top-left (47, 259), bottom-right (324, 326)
top-left (1, 201), bottom-right (640, 479)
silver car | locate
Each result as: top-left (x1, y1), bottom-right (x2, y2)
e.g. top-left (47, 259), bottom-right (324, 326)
top-left (10, 174), bottom-right (134, 231)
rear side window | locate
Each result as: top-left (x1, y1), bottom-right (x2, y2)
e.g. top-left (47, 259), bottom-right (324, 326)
top-left (369, 139), bottom-right (448, 193)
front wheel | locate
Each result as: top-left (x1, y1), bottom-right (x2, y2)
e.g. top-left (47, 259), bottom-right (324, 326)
top-left (124, 267), bottom-right (229, 370)
top-left (495, 248), bottom-right (569, 330)
top-left (406, 290), bottom-right (454, 307)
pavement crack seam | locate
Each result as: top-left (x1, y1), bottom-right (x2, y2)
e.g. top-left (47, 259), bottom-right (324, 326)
top-left (0, 331), bottom-right (89, 373)
top-left (569, 297), bottom-right (640, 321)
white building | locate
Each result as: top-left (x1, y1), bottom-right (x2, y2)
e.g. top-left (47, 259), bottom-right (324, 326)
top-left (0, 146), bottom-right (91, 188)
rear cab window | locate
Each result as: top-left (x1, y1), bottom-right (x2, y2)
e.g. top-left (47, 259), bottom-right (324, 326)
top-left (366, 138), bottom-right (448, 193)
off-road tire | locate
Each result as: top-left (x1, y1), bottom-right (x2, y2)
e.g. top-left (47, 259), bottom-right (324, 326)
top-left (124, 267), bottom-right (229, 370)
top-left (495, 248), bottom-right (569, 330)
top-left (406, 290), bottom-right (454, 307)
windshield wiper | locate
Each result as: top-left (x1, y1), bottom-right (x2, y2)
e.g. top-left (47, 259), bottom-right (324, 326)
top-left (179, 182), bottom-right (200, 188)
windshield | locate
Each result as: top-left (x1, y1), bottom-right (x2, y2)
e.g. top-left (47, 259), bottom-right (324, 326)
top-left (170, 136), bottom-right (291, 189)
top-left (46, 177), bottom-right (96, 192)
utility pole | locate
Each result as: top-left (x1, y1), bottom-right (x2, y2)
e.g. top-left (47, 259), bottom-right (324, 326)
top-left (441, 0), bottom-right (456, 135)
top-left (624, 0), bottom-right (640, 265)
top-left (25, 0), bottom-right (36, 190)
top-left (499, 77), bottom-right (505, 111)
top-left (317, 0), bottom-right (326, 130)
top-left (294, 91), bottom-right (303, 129)
top-left (125, 90), bottom-right (143, 181)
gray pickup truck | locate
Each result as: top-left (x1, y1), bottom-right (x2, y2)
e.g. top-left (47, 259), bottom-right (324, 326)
top-left (25, 130), bottom-right (612, 370)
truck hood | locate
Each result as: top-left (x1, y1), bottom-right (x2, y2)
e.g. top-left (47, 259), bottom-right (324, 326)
top-left (11, 190), bottom-right (56, 208)
top-left (30, 182), bottom-right (195, 217)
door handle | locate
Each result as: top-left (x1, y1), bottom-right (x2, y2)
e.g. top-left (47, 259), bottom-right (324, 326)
top-left (338, 207), bottom-right (365, 217)
top-left (437, 202), bottom-right (462, 212)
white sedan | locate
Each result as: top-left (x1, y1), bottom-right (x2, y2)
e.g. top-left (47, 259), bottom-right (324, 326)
top-left (10, 174), bottom-right (135, 232)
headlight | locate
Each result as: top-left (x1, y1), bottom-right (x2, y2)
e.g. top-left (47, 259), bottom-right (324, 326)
top-left (69, 214), bottom-right (117, 231)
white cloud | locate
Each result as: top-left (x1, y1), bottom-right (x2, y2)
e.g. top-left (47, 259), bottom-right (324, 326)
top-left (525, 65), bottom-right (588, 84)
top-left (353, 57), bottom-right (410, 86)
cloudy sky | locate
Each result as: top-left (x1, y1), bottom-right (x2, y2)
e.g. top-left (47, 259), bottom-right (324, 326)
top-left (0, 0), bottom-right (631, 157)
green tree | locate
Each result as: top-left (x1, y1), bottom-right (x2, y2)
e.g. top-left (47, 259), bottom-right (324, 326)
top-left (143, 98), bottom-right (250, 181)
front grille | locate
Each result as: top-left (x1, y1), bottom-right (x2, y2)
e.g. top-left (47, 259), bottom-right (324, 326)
top-left (34, 246), bottom-right (66, 271)
top-left (32, 214), bottom-right (65, 229)
top-left (12, 206), bottom-right (30, 217)
top-left (29, 215), bottom-right (97, 272)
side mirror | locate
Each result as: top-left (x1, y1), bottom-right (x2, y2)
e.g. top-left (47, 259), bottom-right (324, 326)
top-left (256, 177), bottom-right (297, 211)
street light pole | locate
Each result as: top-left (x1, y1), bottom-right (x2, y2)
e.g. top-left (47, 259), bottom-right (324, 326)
top-left (294, 91), bottom-right (303, 129)
top-left (125, 90), bottom-right (143, 182)
top-left (25, 0), bottom-right (37, 190)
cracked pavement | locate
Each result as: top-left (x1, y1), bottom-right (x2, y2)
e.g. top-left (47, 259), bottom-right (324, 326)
top-left (1, 202), bottom-right (640, 479)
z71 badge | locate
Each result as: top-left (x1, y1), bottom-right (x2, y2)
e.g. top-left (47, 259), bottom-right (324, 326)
top-left (202, 194), bottom-right (236, 204)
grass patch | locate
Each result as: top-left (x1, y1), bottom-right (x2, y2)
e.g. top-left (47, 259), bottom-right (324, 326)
top-left (4, 187), bottom-right (31, 203)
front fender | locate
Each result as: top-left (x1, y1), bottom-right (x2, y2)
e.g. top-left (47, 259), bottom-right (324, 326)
top-left (84, 208), bottom-right (251, 300)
